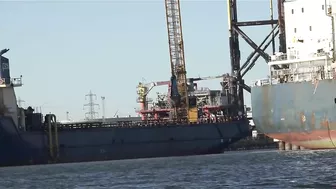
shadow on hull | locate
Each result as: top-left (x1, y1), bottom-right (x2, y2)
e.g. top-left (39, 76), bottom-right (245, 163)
top-left (0, 116), bottom-right (250, 167)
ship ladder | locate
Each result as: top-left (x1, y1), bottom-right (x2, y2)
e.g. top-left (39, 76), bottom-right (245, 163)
top-left (47, 115), bottom-right (59, 163)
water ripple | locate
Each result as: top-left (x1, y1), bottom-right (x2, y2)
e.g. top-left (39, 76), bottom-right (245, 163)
top-left (0, 149), bottom-right (335, 188)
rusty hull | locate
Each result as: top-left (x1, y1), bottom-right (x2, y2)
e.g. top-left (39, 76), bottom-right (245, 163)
top-left (251, 79), bottom-right (336, 149)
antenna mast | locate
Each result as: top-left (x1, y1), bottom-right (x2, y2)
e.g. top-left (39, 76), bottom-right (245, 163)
top-left (83, 90), bottom-right (99, 120)
top-left (66, 111), bottom-right (70, 121)
top-left (101, 96), bottom-right (106, 123)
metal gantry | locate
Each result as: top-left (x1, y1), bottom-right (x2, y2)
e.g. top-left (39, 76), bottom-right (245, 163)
top-left (164, 0), bottom-right (189, 122)
top-left (136, 75), bottom-right (225, 121)
top-left (227, 0), bottom-right (284, 114)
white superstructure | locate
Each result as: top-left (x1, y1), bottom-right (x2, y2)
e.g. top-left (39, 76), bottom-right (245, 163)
top-left (253, 0), bottom-right (336, 86)
top-left (284, 0), bottom-right (333, 60)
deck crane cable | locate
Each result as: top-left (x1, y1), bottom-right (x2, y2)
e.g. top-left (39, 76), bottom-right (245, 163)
top-left (165, 0), bottom-right (189, 122)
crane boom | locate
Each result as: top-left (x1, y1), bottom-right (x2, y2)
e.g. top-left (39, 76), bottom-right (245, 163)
top-left (165, 0), bottom-right (189, 121)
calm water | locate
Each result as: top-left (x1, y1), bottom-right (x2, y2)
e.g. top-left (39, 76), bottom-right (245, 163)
top-left (0, 149), bottom-right (335, 189)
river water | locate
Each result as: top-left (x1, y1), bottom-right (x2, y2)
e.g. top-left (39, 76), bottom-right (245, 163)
top-left (0, 149), bottom-right (334, 189)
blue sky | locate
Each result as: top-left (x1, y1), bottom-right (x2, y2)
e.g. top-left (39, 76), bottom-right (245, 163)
top-left (0, 0), bottom-right (276, 121)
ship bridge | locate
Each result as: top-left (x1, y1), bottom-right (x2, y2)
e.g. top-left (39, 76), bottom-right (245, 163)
top-left (0, 49), bottom-right (23, 128)
top-left (253, 0), bottom-right (336, 86)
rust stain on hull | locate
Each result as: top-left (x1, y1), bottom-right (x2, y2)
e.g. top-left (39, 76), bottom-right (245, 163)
top-left (251, 79), bottom-right (336, 149)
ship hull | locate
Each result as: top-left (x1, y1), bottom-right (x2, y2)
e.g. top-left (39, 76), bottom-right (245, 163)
top-left (251, 79), bottom-right (336, 149)
top-left (0, 117), bottom-right (250, 167)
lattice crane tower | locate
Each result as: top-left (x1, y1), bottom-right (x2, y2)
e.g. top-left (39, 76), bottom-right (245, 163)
top-left (164, 0), bottom-right (190, 122)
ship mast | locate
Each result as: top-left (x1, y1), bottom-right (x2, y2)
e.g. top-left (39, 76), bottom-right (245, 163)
top-left (165, 0), bottom-right (189, 122)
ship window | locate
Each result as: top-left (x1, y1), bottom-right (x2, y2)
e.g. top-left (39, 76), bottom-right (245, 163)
top-left (334, 98), bottom-right (336, 104)
top-left (322, 5), bottom-right (325, 10)
top-left (294, 28), bottom-right (297, 33)
top-left (301, 8), bottom-right (304, 13)
top-left (309, 26), bottom-right (312, 31)
top-left (292, 9), bottom-right (294, 14)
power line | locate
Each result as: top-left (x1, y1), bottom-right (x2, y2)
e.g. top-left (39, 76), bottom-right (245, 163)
top-left (83, 90), bottom-right (99, 120)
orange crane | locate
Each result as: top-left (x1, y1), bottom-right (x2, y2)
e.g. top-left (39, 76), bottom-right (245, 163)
top-left (165, 0), bottom-right (194, 122)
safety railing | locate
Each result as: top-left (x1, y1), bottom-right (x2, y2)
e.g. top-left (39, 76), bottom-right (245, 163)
top-left (51, 114), bottom-right (249, 131)
top-left (251, 78), bottom-right (271, 87)
top-left (269, 51), bottom-right (331, 62)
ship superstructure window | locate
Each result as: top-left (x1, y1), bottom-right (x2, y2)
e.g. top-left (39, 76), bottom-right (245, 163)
top-left (322, 5), bottom-right (325, 10)
top-left (301, 8), bottom-right (304, 13)
top-left (292, 9), bottom-right (294, 14)
top-left (309, 26), bottom-right (312, 31)
top-left (294, 28), bottom-right (297, 33)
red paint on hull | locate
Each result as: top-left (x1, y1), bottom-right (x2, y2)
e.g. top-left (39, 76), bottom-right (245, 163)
top-left (266, 129), bottom-right (336, 149)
